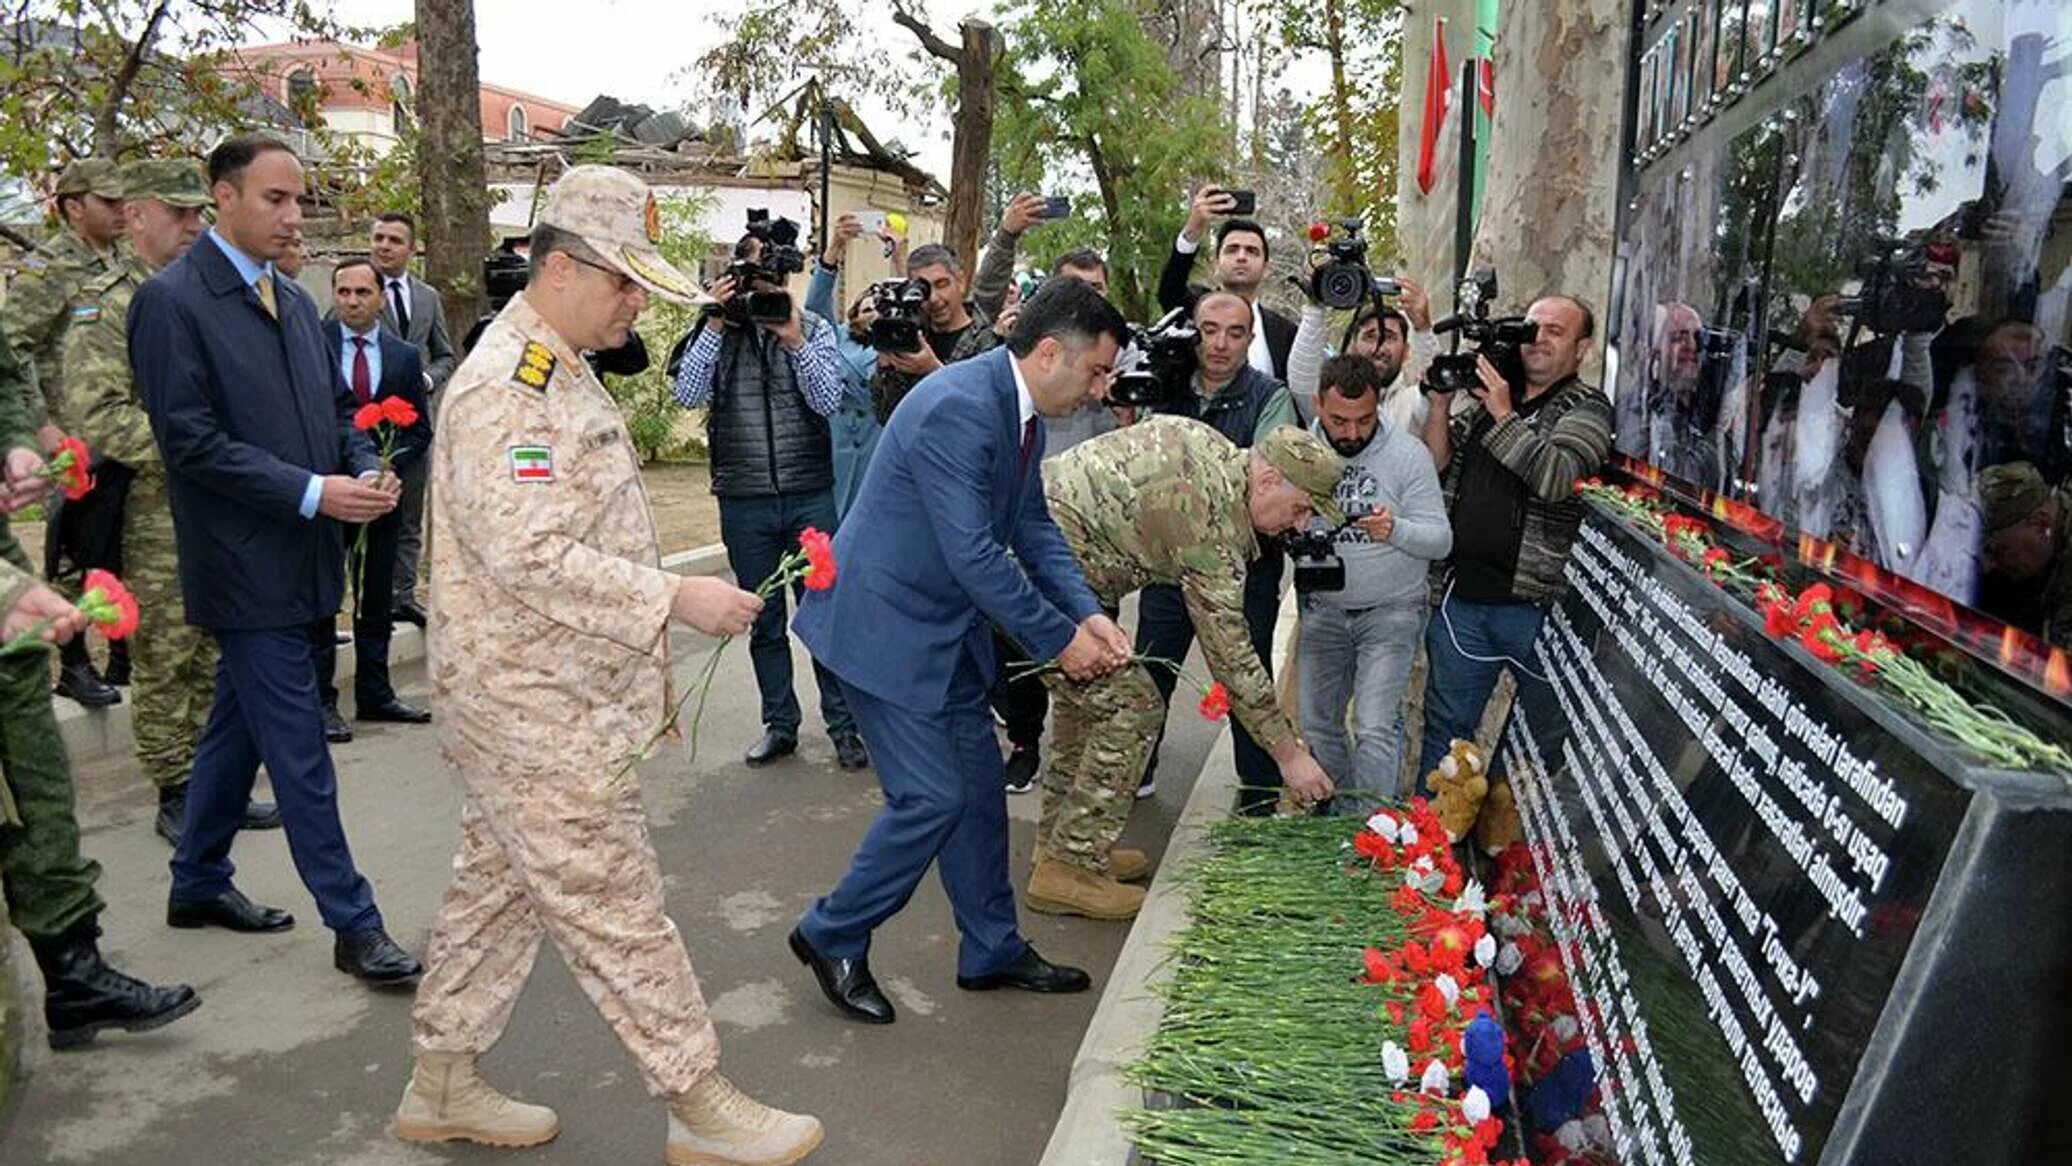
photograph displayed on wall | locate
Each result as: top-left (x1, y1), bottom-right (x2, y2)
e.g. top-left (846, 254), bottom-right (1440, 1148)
top-left (1746, 0), bottom-right (1776, 74)
top-left (1638, 48), bottom-right (1661, 153)
top-left (1672, 7), bottom-right (1694, 128)
top-left (1694, 0), bottom-right (1720, 111)
top-left (1775, 0), bottom-right (1807, 57)
top-left (1612, 0), bottom-right (2070, 650)
top-left (1715, 0), bottom-right (1747, 98)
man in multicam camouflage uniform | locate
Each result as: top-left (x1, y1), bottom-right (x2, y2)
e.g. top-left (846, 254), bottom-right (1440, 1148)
top-left (1029, 417), bottom-right (1341, 920)
top-left (5, 157), bottom-right (130, 708)
top-left (1979, 461), bottom-right (2072, 649)
top-left (0, 317), bottom-right (200, 1051)
top-left (400, 165), bottom-right (823, 1166)
top-left (61, 158), bottom-right (280, 847)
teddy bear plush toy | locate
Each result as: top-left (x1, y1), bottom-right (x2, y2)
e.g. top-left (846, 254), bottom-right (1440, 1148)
top-left (1425, 739), bottom-right (1490, 842)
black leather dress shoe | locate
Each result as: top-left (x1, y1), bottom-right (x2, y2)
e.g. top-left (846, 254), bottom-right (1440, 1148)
top-left (788, 927), bottom-right (894, 1024)
top-left (744, 730), bottom-right (797, 767)
top-left (391, 600), bottom-right (428, 628)
top-left (167, 888), bottom-right (295, 933)
top-left (335, 927), bottom-right (423, 988)
top-left (833, 732), bottom-right (870, 771)
top-left (55, 662), bottom-right (121, 708)
top-left (357, 698), bottom-right (431, 724)
top-left (241, 800), bottom-right (282, 831)
top-left (322, 705), bottom-right (354, 744)
top-left (956, 946), bottom-right (1091, 994)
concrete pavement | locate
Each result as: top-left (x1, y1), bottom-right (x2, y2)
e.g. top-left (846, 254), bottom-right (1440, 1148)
top-left (0, 619), bottom-right (1221, 1166)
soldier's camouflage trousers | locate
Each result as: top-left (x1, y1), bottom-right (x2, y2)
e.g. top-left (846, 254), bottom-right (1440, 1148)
top-left (1037, 662), bottom-right (1164, 876)
top-left (124, 478), bottom-right (216, 788)
top-left (0, 527), bottom-right (106, 940)
top-left (411, 750), bottom-right (720, 1096)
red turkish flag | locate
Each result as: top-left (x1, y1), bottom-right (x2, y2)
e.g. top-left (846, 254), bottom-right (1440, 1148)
top-left (1478, 55), bottom-right (1496, 118)
top-left (1416, 18), bottom-right (1451, 194)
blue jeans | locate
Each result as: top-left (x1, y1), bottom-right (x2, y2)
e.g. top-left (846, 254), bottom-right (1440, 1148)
top-left (717, 491), bottom-right (855, 739)
top-left (1298, 599), bottom-right (1425, 811)
top-left (1416, 591), bottom-right (1561, 794)
top-left (1134, 553), bottom-right (1284, 815)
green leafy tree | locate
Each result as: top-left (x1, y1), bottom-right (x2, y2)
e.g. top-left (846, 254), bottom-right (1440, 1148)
top-left (611, 192), bottom-right (717, 463)
top-left (994, 0), bottom-right (1229, 319)
top-left (1265, 0), bottom-right (1403, 249)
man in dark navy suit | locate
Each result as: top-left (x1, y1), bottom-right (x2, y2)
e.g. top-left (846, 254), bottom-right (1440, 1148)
top-left (787, 278), bottom-right (1135, 1024)
top-left (313, 257), bottom-right (432, 736)
top-left (130, 134), bottom-right (420, 988)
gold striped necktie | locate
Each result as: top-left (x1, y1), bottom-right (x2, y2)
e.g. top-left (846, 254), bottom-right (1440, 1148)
top-left (255, 272), bottom-right (278, 320)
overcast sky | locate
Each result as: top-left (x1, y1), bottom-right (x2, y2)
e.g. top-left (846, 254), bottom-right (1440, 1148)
top-left (305, 0), bottom-right (989, 179)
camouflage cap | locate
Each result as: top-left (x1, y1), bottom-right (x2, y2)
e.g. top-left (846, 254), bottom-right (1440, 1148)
top-left (539, 164), bottom-right (707, 306)
top-left (54, 158), bottom-right (124, 199)
top-left (118, 158), bottom-right (211, 207)
top-left (1980, 462), bottom-right (2048, 534)
top-left (1255, 425), bottom-right (1346, 526)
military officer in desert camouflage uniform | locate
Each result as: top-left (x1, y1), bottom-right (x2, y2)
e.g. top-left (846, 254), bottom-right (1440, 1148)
top-left (1029, 418), bottom-right (1341, 920)
top-left (398, 165), bottom-right (823, 1166)
top-left (61, 158), bottom-right (280, 846)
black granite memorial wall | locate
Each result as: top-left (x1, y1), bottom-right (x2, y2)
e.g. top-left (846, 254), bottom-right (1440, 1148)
top-left (1495, 503), bottom-right (2072, 1164)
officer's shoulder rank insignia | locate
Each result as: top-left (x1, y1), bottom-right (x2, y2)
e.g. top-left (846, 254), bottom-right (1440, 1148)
top-left (69, 302), bottom-right (100, 323)
top-left (511, 340), bottom-right (557, 391)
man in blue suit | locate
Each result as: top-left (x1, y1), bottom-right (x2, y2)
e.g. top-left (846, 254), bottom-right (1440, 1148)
top-left (130, 134), bottom-right (420, 987)
top-left (313, 257), bottom-right (433, 733)
top-left (788, 278), bottom-right (1135, 1023)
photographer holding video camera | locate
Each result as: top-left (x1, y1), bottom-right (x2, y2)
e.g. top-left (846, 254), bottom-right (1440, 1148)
top-left (1415, 278), bottom-right (1613, 791)
top-left (1286, 219), bottom-right (1439, 431)
top-left (1293, 355), bottom-right (1451, 809)
top-left (672, 210), bottom-right (869, 772)
top-left (869, 242), bottom-right (999, 423)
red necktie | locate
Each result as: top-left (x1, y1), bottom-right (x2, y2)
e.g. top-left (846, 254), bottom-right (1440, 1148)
top-left (1017, 415), bottom-right (1038, 477)
top-left (351, 336), bottom-right (372, 403)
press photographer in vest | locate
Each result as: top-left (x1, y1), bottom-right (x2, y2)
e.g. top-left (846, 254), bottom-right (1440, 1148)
top-left (672, 213), bottom-right (869, 771)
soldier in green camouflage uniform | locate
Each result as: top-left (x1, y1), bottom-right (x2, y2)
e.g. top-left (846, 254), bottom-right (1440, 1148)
top-left (1027, 417), bottom-right (1343, 917)
top-left (59, 160), bottom-right (276, 845)
top-left (5, 158), bottom-right (131, 707)
top-left (1980, 461), bottom-right (2072, 650)
top-left (3, 159), bottom-right (127, 435)
top-left (0, 317), bottom-right (199, 1048)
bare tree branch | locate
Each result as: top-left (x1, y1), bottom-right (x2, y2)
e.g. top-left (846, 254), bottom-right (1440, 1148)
top-left (890, 1), bottom-right (961, 63)
top-left (91, 0), bottom-right (172, 158)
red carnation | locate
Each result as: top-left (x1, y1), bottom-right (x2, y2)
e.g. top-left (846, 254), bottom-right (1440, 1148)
top-left (378, 395), bottom-right (420, 428)
top-left (798, 526), bottom-right (837, 591)
top-left (79, 568), bottom-right (139, 640)
top-left (45, 436), bottom-right (95, 501)
top-left (352, 402), bottom-right (385, 431)
top-left (1197, 681), bottom-right (1230, 721)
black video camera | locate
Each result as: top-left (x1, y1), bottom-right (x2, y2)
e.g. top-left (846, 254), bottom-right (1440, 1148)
top-left (867, 277), bottom-right (930, 353)
top-left (1424, 268), bottom-right (1537, 393)
top-left (1110, 308), bottom-right (1200, 408)
top-left (1834, 238), bottom-right (1951, 336)
top-left (1285, 527), bottom-right (1345, 593)
top-left (722, 209), bottom-right (807, 326)
top-left (1305, 219), bottom-right (1401, 311)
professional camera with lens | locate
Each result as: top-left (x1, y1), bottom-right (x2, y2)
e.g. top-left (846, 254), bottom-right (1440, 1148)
top-left (1110, 308), bottom-right (1200, 408)
top-left (867, 277), bottom-right (930, 353)
top-left (721, 209), bottom-right (807, 326)
top-left (1834, 238), bottom-right (1952, 336)
top-left (1423, 268), bottom-right (1537, 393)
top-left (1285, 528), bottom-right (1345, 593)
top-left (1304, 219), bottom-right (1401, 311)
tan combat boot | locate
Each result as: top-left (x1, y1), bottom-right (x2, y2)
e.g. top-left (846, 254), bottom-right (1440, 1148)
top-left (393, 1052), bottom-right (559, 1148)
top-left (1026, 859), bottom-right (1146, 920)
top-left (1033, 846), bottom-right (1149, 883)
top-left (666, 1072), bottom-right (824, 1165)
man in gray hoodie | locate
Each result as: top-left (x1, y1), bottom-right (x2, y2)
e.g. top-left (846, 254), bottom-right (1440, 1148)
top-left (1298, 356), bottom-right (1452, 808)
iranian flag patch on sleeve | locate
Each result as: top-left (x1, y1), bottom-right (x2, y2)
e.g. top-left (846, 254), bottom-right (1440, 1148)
top-left (508, 444), bottom-right (554, 482)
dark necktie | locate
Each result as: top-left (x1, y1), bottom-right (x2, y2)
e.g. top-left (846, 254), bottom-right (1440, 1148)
top-left (389, 278), bottom-right (410, 335)
top-left (1017, 415), bottom-right (1038, 477)
top-left (352, 336), bottom-right (372, 403)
